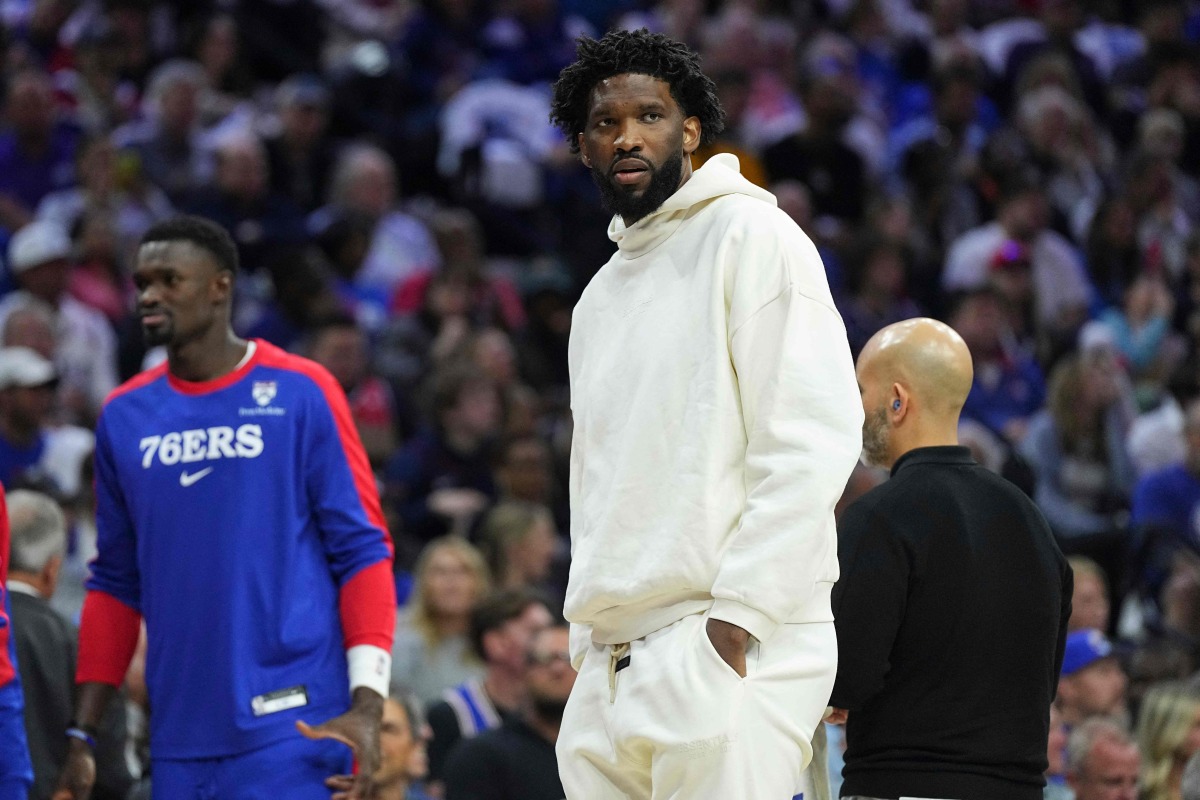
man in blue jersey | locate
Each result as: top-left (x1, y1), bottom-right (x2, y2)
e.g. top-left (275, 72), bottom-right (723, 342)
top-left (53, 216), bottom-right (397, 800)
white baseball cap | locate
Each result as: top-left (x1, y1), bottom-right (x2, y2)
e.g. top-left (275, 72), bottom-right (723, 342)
top-left (0, 346), bottom-right (57, 390)
top-left (7, 220), bottom-right (71, 275)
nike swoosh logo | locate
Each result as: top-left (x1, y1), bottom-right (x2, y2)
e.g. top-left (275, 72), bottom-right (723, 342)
top-left (179, 467), bottom-right (214, 487)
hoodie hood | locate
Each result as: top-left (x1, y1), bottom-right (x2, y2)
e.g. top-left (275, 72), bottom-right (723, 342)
top-left (608, 153), bottom-right (777, 258)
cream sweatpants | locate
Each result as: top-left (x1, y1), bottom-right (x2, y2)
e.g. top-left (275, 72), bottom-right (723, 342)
top-left (556, 611), bottom-right (837, 800)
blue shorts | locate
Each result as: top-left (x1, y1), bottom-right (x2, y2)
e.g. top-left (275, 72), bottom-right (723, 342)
top-left (152, 735), bottom-right (353, 800)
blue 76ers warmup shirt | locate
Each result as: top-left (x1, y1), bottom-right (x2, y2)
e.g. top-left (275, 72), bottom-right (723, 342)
top-left (86, 340), bottom-right (393, 759)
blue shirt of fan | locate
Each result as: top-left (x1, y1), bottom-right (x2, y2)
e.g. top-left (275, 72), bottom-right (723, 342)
top-left (87, 342), bottom-right (391, 759)
top-left (0, 433), bottom-right (46, 489)
top-left (1132, 463), bottom-right (1200, 548)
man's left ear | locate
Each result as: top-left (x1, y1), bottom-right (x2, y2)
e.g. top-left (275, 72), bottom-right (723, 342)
top-left (683, 117), bottom-right (701, 154)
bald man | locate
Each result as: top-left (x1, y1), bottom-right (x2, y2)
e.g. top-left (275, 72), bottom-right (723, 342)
top-left (830, 318), bottom-right (1073, 800)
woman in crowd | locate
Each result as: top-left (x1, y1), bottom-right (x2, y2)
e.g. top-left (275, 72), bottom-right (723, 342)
top-left (1020, 350), bottom-right (1137, 592)
top-left (391, 537), bottom-right (491, 705)
top-left (1137, 681), bottom-right (1200, 800)
top-left (477, 500), bottom-right (559, 595)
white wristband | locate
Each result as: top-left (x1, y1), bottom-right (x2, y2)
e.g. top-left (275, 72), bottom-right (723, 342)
top-left (347, 644), bottom-right (391, 699)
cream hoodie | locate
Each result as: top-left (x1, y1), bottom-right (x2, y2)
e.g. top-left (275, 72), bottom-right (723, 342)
top-left (565, 154), bottom-right (864, 666)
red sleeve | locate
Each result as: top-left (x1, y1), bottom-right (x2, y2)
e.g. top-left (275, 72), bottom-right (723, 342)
top-left (339, 559), bottom-right (396, 651)
top-left (76, 590), bottom-right (142, 686)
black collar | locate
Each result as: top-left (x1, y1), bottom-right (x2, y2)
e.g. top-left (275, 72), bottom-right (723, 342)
top-left (890, 446), bottom-right (976, 478)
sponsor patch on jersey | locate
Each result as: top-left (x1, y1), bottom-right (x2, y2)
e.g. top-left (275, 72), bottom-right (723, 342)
top-left (252, 381), bottom-right (277, 407)
top-left (250, 685), bottom-right (308, 717)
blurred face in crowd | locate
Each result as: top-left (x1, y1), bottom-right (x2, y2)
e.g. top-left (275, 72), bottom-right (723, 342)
top-left (486, 601), bottom-right (552, 671)
top-left (0, 382), bottom-right (55, 432)
top-left (216, 138), bottom-right (268, 202)
top-left (1060, 657), bottom-right (1128, 720)
top-left (1070, 571), bottom-right (1110, 632)
top-left (17, 259), bottom-right (70, 305)
top-left (423, 545), bottom-right (482, 619)
top-left (444, 380), bottom-right (501, 442)
top-left (134, 241), bottom-right (231, 349)
top-left (2, 309), bottom-right (56, 360)
top-left (1069, 737), bottom-right (1140, 800)
top-left (281, 100), bottom-right (328, 149)
top-left (6, 72), bottom-right (55, 142)
top-left (78, 138), bottom-right (118, 195)
top-left (309, 325), bottom-right (368, 393)
top-left (473, 329), bottom-right (517, 388)
top-left (343, 154), bottom-right (396, 218)
top-left (375, 698), bottom-right (430, 790)
top-left (526, 626), bottom-right (575, 721)
top-left (498, 438), bottom-right (552, 503)
top-left (158, 79), bottom-right (199, 136)
top-left (579, 73), bottom-right (700, 226)
top-left (950, 294), bottom-right (1004, 359)
top-left (508, 514), bottom-right (558, 585)
top-left (999, 190), bottom-right (1048, 242)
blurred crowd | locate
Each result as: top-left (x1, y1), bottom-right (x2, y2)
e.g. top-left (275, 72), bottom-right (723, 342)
top-left (6, 0), bottom-right (1200, 797)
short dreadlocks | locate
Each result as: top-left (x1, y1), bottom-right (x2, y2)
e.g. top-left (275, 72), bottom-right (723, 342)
top-left (550, 29), bottom-right (726, 155)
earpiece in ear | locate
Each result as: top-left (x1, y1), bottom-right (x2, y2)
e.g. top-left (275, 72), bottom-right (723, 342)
top-left (892, 400), bottom-right (901, 411)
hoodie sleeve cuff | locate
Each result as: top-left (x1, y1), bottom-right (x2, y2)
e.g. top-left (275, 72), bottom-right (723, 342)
top-left (709, 599), bottom-right (778, 643)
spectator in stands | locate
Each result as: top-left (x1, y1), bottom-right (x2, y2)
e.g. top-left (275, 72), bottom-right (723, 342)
top-left (1066, 717), bottom-right (1140, 800)
top-left (306, 314), bottom-right (398, 469)
top-left (888, 61), bottom-right (988, 185)
top-left (360, 687), bottom-right (434, 800)
top-left (477, 502), bottom-right (558, 594)
top-left (391, 537), bottom-right (491, 705)
top-left (112, 60), bottom-right (211, 204)
top-left (391, 208), bottom-right (525, 331)
top-left (1045, 703), bottom-right (1072, 800)
top-left (512, 270), bottom-right (572, 396)
top-left (443, 622), bottom-right (572, 800)
top-left (425, 588), bottom-right (552, 791)
top-left (1068, 556), bottom-right (1112, 632)
top-left (36, 135), bottom-right (174, 279)
top-left (59, 22), bottom-right (134, 136)
top-left (0, 68), bottom-right (79, 232)
top-left (763, 56), bottom-right (867, 233)
top-left (310, 144), bottom-right (440, 299)
top-left (478, 0), bottom-right (590, 86)
top-left (1137, 681), bottom-right (1200, 800)
top-left (0, 347), bottom-right (93, 501)
top-left (386, 364), bottom-right (500, 548)
top-left (943, 172), bottom-right (1092, 349)
top-left (7, 489), bottom-right (133, 800)
top-left (264, 74), bottom-right (338, 213)
top-left (949, 287), bottom-right (1046, 444)
top-left (1099, 275), bottom-right (1183, 400)
top-left (1017, 85), bottom-right (1111, 235)
top-left (184, 131), bottom-right (306, 271)
top-left (0, 220), bottom-right (118, 422)
top-left (1058, 629), bottom-right (1129, 728)
top-left (1021, 352), bottom-right (1136, 579)
top-left (492, 434), bottom-right (560, 520)
top-left (1084, 196), bottom-right (1141, 309)
top-left (1132, 398), bottom-right (1200, 595)
top-left (839, 234), bottom-right (921, 357)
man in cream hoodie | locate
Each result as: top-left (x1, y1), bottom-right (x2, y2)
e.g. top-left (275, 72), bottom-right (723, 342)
top-left (549, 30), bottom-right (863, 799)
